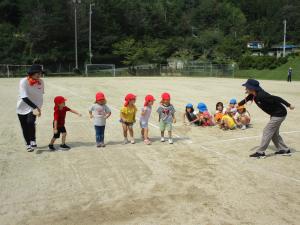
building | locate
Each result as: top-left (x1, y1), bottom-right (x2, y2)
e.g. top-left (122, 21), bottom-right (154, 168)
top-left (247, 41), bottom-right (264, 56)
top-left (268, 45), bottom-right (299, 58)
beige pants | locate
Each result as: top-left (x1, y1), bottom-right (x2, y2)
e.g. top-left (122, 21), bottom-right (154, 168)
top-left (257, 116), bottom-right (289, 153)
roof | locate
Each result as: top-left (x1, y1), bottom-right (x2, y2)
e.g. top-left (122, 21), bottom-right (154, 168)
top-left (271, 45), bottom-right (298, 49)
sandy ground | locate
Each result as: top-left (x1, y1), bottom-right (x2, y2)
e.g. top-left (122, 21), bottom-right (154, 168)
top-left (0, 77), bottom-right (299, 225)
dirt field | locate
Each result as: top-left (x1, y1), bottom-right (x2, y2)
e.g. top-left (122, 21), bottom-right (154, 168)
top-left (0, 77), bottom-right (299, 225)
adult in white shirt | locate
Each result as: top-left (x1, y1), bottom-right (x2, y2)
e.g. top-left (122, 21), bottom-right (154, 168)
top-left (16, 64), bottom-right (44, 152)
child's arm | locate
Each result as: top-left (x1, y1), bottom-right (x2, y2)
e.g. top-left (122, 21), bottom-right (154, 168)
top-left (106, 112), bottom-right (112, 119)
top-left (53, 120), bottom-right (58, 134)
top-left (172, 113), bottom-right (176, 123)
top-left (70, 109), bottom-right (82, 117)
top-left (89, 110), bottom-right (93, 119)
top-left (120, 112), bottom-right (127, 122)
top-left (141, 106), bottom-right (147, 116)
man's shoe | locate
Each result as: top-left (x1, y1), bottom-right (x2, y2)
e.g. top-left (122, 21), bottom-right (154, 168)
top-left (249, 152), bottom-right (265, 158)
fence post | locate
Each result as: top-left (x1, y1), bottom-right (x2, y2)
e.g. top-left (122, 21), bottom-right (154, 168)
top-left (6, 65), bottom-right (9, 78)
top-left (210, 63), bottom-right (213, 76)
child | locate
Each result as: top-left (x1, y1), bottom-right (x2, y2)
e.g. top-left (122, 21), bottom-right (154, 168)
top-left (220, 108), bottom-right (236, 130)
top-left (120, 93), bottom-right (137, 144)
top-left (228, 98), bottom-right (237, 111)
top-left (89, 92), bottom-right (111, 147)
top-left (48, 96), bottom-right (82, 150)
top-left (214, 102), bottom-right (225, 125)
top-left (234, 105), bottom-right (251, 130)
top-left (183, 103), bottom-right (200, 126)
top-left (157, 92), bottom-right (176, 144)
top-left (140, 94), bottom-right (155, 145)
top-left (191, 103), bottom-right (214, 126)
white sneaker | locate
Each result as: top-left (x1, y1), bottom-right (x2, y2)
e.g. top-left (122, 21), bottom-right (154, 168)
top-left (168, 139), bottom-right (173, 144)
top-left (131, 139), bottom-right (135, 144)
top-left (161, 137), bottom-right (165, 142)
top-left (26, 145), bottom-right (34, 152)
top-left (30, 141), bottom-right (37, 147)
top-left (241, 125), bottom-right (246, 130)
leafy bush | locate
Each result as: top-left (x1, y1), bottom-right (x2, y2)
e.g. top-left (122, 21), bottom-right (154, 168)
top-left (238, 55), bottom-right (289, 70)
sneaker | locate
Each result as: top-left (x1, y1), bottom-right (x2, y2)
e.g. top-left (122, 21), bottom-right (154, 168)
top-left (48, 144), bottom-right (56, 151)
top-left (96, 143), bottom-right (102, 148)
top-left (168, 139), bottom-right (173, 144)
top-left (101, 143), bottom-right (106, 147)
top-left (249, 152), bottom-right (265, 158)
top-left (30, 141), bottom-right (37, 148)
top-left (27, 145), bottom-right (34, 152)
top-left (131, 139), bottom-right (135, 144)
top-left (275, 149), bottom-right (291, 155)
top-left (161, 137), bottom-right (165, 142)
top-left (123, 138), bottom-right (129, 144)
top-left (60, 144), bottom-right (71, 150)
top-left (241, 125), bottom-right (246, 130)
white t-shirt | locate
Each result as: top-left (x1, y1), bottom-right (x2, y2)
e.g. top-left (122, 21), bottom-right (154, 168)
top-left (16, 78), bottom-right (44, 115)
top-left (89, 103), bottom-right (111, 126)
top-left (140, 106), bottom-right (152, 124)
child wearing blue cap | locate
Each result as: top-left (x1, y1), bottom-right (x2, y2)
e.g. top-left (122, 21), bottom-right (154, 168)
top-left (191, 103), bottom-right (214, 126)
top-left (183, 104), bottom-right (200, 126)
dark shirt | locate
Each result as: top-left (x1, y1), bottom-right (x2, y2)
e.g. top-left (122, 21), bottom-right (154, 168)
top-left (54, 106), bottom-right (71, 128)
top-left (238, 90), bottom-right (290, 117)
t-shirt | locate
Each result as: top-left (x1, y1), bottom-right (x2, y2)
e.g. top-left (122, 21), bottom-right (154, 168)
top-left (186, 111), bottom-right (197, 122)
top-left (234, 111), bottom-right (250, 121)
top-left (200, 111), bottom-right (214, 126)
top-left (140, 106), bottom-right (152, 124)
top-left (89, 104), bottom-right (111, 126)
top-left (54, 106), bottom-right (71, 128)
top-left (222, 114), bottom-right (236, 129)
top-left (120, 105), bottom-right (137, 123)
top-left (16, 78), bottom-right (44, 115)
top-left (157, 104), bottom-right (175, 123)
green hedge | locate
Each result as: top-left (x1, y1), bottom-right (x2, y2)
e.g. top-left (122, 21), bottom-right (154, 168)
top-left (239, 55), bottom-right (288, 70)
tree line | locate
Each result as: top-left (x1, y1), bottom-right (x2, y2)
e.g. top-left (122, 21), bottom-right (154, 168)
top-left (0, 0), bottom-right (299, 69)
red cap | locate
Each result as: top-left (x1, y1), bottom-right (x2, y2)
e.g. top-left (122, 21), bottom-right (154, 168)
top-left (161, 92), bottom-right (170, 100)
top-left (124, 93), bottom-right (136, 106)
top-left (95, 92), bottom-right (106, 101)
top-left (144, 94), bottom-right (155, 106)
top-left (54, 96), bottom-right (67, 105)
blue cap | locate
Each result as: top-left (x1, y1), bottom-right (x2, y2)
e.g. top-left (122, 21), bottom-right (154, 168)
top-left (197, 102), bottom-right (207, 112)
top-left (229, 98), bottom-right (237, 104)
top-left (186, 103), bottom-right (193, 108)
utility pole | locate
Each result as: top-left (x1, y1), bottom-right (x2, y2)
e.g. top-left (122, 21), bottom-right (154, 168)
top-left (73, 0), bottom-right (81, 70)
top-left (89, 3), bottom-right (95, 64)
top-left (283, 19), bottom-right (287, 57)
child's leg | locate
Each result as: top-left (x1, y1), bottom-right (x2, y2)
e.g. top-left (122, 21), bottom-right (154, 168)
top-left (61, 132), bottom-right (67, 144)
top-left (128, 126), bottom-right (134, 138)
top-left (143, 127), bottom-right (149, 140)
top-left (49, 137), bottom-right (56, 145)
top-left (122, 123), bottom-right (128, 138)
top-left (99, 126), bottom-right (105, 143)
top-left (141, 128), bottom-right (144, 139)
top-left (95, 126), bottom-right (101, 144)
top-left (241, 116), bottom-right (250, 125)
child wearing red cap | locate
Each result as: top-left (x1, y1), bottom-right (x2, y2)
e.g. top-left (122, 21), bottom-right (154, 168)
top-left (89, 92), bottom-right (111, 147)
top-left (120, 93), bottom-right (137, 144)
top-left (157, 92), bottom-right (176, 144)
top-left (140, 95), bottom-right (155, 145)
top-left (48, 96), bottom-right (82, 151)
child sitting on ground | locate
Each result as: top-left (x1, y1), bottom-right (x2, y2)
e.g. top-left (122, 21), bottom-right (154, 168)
top-left (228, 98), bottom-right (237, 111)
top-left (157, 92), bottom-right (176, 144)
top-left (140, 94), bottom-right (155, 145)
top-left (120, 93), bottom-right (137, 144)
top-left (214, 102), bottom-right (225, 125)
top-left (220, 108), bottom-right (236, 130)
top-left (48, 96), bottom-right (82, 150)
top-left (183, 103), bottom-right (200, 126)
top-left (89, 92), bottom-right (111, 148)
top-left (191, 103), bottom-right (214, 126)
top-left (234, 105), bottom-right (251, 130)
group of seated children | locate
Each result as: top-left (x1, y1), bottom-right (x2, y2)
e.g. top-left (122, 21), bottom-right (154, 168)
top-left (183, 98), bottom-right (251, 130)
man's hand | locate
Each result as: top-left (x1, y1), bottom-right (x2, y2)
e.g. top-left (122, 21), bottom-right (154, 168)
top-left (289, 105), bottom-right (295, 110)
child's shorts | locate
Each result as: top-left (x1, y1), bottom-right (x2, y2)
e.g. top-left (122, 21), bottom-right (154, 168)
top-left (53, 126), bottom-right (67, 138)
top-left (120, 119), bottom-right (134, 128)
top-left (159, 121), bottom-right (172, 132)
top-left (140, 121), bottom-right (149, 129)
